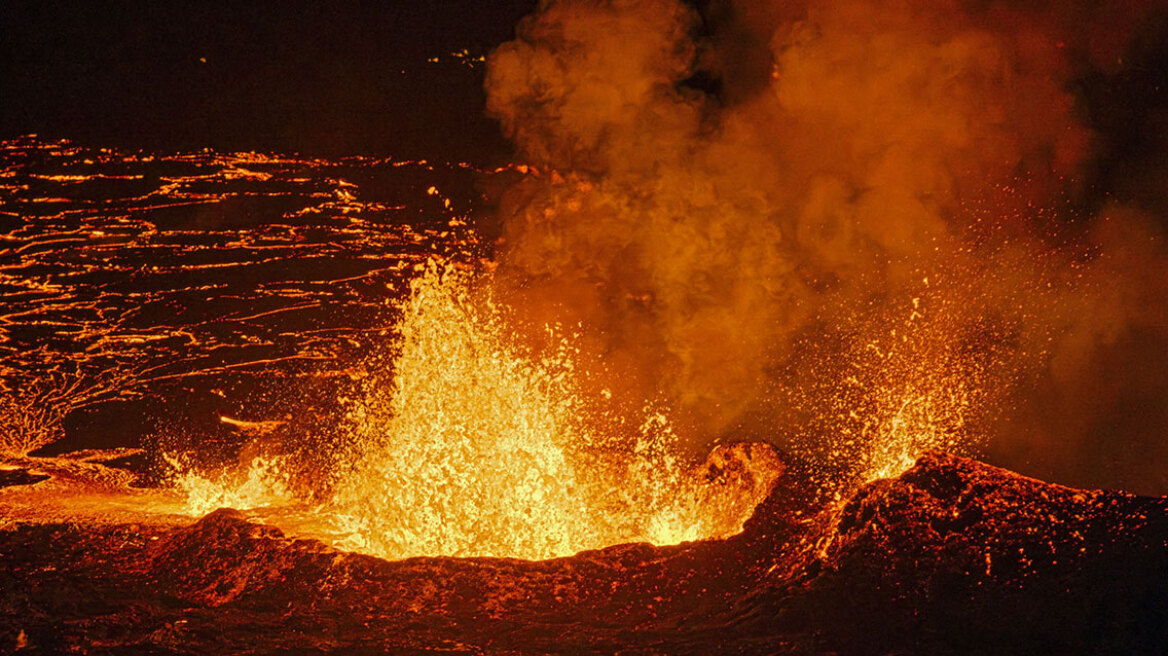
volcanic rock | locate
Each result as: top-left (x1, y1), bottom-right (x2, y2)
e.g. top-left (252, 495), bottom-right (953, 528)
top-left (736, 451), bottom-right (1168, 654)
top-left (0, 451), bottom-right (1165, 654)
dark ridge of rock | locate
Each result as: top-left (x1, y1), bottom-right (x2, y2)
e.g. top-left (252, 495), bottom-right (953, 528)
top-left (146, 508), bottom-right (338, 607)
top-left (140, 508), bottom-right (774, 650)
top-left (1, 451), bottom-right (1167, 654)
top-left (736, 451), bottom-right (1168, 655)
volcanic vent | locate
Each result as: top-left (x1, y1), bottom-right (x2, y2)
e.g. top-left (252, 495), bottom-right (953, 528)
top-left (171, 260), bottom-right (786, 560)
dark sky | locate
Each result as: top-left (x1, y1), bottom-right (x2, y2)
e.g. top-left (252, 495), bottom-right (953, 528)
top-left (4, 0), bottom-right (1168, 180)
top-left (1, 0), bottom-right (538, 162)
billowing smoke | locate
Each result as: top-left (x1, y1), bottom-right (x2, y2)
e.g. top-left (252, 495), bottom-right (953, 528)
top-left (484, 0), bottom-right (1168, 492)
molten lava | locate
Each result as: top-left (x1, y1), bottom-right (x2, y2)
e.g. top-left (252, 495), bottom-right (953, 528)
top-left (173, 262), bottom-right (783, 560)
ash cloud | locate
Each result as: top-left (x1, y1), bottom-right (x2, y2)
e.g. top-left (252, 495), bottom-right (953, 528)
top-left (484, 0), bottom-right (1168, 492)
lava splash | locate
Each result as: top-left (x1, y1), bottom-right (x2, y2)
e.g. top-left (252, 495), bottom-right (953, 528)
top-left (174, 262), bottom-right (784, 560)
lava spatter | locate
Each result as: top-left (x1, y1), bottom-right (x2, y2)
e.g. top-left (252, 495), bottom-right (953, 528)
top-left (173, 261), bottom-right (784, 560)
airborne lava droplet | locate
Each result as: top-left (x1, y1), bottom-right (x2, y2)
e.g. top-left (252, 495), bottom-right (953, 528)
top-left (174, 261), bottom-right (783, 560)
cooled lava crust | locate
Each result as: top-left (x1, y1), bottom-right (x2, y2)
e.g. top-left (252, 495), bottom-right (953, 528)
top-left (1, 450), bottom-right (1165, 654)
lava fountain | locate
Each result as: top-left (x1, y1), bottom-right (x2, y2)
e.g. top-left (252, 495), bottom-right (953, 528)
top-left (173, 260), bottom-right (783, 560)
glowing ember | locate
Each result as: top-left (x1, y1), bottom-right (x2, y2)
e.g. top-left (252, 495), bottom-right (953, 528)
top-left (788, 283), bottom-right (1001, 495)
top-left (173, 261), bottom-right (782, 560)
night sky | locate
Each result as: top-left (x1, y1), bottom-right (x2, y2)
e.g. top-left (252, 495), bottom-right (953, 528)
top-left (4, 0), bottom-right (1168, 186)
top-left (1, 0), bottom-right (538, 161)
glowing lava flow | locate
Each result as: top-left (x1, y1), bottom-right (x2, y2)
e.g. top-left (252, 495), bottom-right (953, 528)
top-left (174, 262), bottom-right (782, 561)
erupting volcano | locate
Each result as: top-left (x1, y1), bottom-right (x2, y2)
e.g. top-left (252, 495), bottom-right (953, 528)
top-left (3, 0), bottom-right (1168, 653)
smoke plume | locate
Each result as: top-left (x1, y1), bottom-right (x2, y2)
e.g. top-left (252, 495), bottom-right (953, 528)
top-left (484, 0), bottom-right (1168, 492)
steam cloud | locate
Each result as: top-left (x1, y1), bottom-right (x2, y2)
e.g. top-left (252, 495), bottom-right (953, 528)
top-left (484, 0), bottom-right (1168, 492)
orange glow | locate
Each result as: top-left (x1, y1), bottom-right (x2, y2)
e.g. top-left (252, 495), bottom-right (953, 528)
top-left (172, 261), bottom-right (782, 560)
top-left (789, 285), bottom-right (996, 496)
top-left (168, 452), bottom-right (293, 516)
